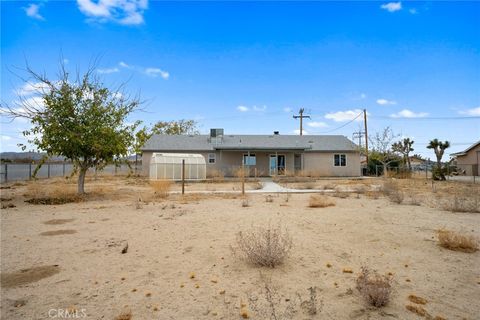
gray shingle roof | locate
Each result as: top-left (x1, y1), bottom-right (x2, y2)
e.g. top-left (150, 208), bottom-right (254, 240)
top-left (142, 134), bottom-right (358, 152)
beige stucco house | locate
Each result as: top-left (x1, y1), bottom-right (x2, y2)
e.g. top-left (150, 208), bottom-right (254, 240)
top-left (141, 129), bottom-right (361, 177)
top-left (451, 141), bottom-right (480, 176)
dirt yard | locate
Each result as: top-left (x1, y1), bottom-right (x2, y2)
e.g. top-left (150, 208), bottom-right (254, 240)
top-left (1, 176), bottom-right (479, 319)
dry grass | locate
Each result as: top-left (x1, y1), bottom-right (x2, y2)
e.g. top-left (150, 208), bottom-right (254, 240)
top-left (356, 267), bottom-right (392, 308)
top-left (408, 294), bottom-right (428, 305)
top-left (114, 310), bottom-right (132, 320)
top-left (436, 229), bottom-right (479, 253)
top-left (331, 191), bottom-right (349, 199)
top-left (441, 191), bottom-right (480, 213)
top-left (308, 194), bottom-right (336, 208)
top-left (299, 181), bottom-right (317, 190)
top-left (382, 180), bottom-right (404, 204)
top-left (249, 181), bottom-right (263, 190)
top-left (24, 182), bottom-right (81, 205)
top-left (233, 224), bottom-right (293, 268)
top-left (150, 180), bottom-right (172, 199)
top-left (207, 169), bottom-right (225, 182)
top-left (265, 195), bottom-right (274, 203)
top-left (405, 304), bottom-right (429, 317)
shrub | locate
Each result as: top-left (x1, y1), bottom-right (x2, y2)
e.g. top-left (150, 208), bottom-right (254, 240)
top-left (382, 180), bottom-right (403, 204)
top-left (233, 224), bottom-right (293, 267)
top-left (300, 182), bottom-right (316, 190)
top-left (265, 195), bottom-right (274, 203)
top-left (356, 267), bottom-right (392, 308)
top-left (436, 229), bottom-right (478, 253)
top-left (207, 168), bottom-right (224, 182)
top-left (442, 193), bottom-right (480, 213)
top-left (150, 180), bottom-right (171, 199)
top-left (308, 194), bottom-right (335, 208)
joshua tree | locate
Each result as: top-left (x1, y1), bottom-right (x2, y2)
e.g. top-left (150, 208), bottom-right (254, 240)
top-left (392, 138), bottom-right (415, 170)
top-left (427, 139), bottom-right (450, 180)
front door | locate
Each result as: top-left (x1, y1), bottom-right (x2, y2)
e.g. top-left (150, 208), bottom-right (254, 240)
top-left (269, 154), bottom-right (286, 175)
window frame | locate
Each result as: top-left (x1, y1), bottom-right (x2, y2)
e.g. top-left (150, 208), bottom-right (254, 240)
top-left (208, 153), bottom-right (216, 164)
top-left (334, 154), bottom-right (347, 167)
top-left (242, 153), bottom-right (257, 166)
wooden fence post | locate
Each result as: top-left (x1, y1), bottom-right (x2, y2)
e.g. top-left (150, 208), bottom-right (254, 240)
top-left (4, 164), bottom-right (7, 183)
top-left (242, 164), bottom-right (245, 196)
top-left (182, 159), bottom-right (185, 195)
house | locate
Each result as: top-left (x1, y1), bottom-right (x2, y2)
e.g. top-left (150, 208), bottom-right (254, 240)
top-left (450, 141), bottom-right (480, 176)
top-left (141, 129), bottom-right (361, 177)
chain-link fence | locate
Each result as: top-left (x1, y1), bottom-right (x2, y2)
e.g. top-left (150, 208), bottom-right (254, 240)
top-left (0, 163), bottom-right (142, 183)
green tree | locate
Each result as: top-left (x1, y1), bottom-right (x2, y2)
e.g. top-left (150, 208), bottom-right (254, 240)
top-left (1, 64), bottom-right (140, 194)
top-left (427, 139), bottom-right (450, 180)
top-left (392, 138), bottom-right (415, 170)
top-left (151, 119), bottom-right (199, 135)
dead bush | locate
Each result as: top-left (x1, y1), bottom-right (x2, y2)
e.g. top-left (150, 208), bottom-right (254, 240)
top-left (233, 224), bottom-right (293, 267)
top-left (241, 198), bottom-right (250, 207)
top-left (382, 180), bottom-right (404, 204)
top-left (150, 180), bottom-right (171, 199)
top-left (300, 182), bottom-right (316, 190)
top-left (308, 194), bottom-right (335, 208)
top-left (207, 169), bottom-right (225, 182)
top-left (436, 229), bottom-right (478, 253)
top-left (356, 267), bottom-right (392, 308)
top-left (442, 193), bottom-right (480, 213)
top-left (249, 182), bottom-right (263, 190)
top-left (331, 191), bottom-right (349, 199)
top-left (114, 310), bottom-right (132, 320)
top-left (265, 195), bottom-right (274, 203)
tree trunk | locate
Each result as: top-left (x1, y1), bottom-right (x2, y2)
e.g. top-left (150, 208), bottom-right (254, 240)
top-left (383, 163), bottom-right (388, 177)
top-left (78, 167), bottom-right (87, 195)
top-left (407, 156), bottom-right (411, 171)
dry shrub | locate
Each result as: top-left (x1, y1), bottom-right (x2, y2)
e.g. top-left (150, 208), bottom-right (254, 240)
top-left (241, 198), bottom-right (250, 207)
top-left (332, 191), bottom-right (349, 199)
top-left (233, 224), bottom-right (293, 267)
top-left (249, 182), bottom-right (263, 190)
top-left (25, 182), bottom-right (80, 205)
top-left (356, 267), bottom-right (392, 308)
top-left (309, 194), bottom-right (335, 208)
top-left (365, 190), bottom-right (380, 199)
top-left (300, 182), bottom-right (316, 190)
top-left (234, 167), bottom-right (249, 180)
top-left (382, 180), bottom-right (404, 204)
top-left (436, 229), bottom-right (478, 253)
top-left (265, 195), bottom-right (274, 203)
top-left (150, 180), bottom-right (171, 199)
top-left (442, 192), bottom-right (480, 213)
top-left (207, 169), bottom-right (225, 182)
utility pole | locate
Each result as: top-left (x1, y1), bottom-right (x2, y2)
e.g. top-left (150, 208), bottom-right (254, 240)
top-left (293, 108), bottom-right (311, 136)
top-left (364, 109), bottom-right (369, 165)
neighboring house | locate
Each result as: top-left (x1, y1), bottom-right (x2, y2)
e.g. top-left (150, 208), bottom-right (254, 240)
top-left (141, 129), bottom-right (361, 177)
top-left (409, 155), bottom-right (427, 171)
top-left (450, 141), bottom-right (480, 176)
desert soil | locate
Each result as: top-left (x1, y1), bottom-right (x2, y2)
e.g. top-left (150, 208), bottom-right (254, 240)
top-left (1, 176), bottom-right (479, 319)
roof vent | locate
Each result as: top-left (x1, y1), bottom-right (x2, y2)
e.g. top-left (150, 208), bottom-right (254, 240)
top-left (273, 131), bottom-right (279, 135)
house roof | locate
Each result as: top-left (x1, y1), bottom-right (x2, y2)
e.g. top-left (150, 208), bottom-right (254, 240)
top-left (142, 134), bottom-right (358, 152)
top-left (450, 141), bottom-right (480, 157)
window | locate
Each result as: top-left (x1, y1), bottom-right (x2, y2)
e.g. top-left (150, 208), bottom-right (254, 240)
top-left (243, 154), bottom-right (256, 165)
top-left (334, 154), bottom-right (346, 167)
top-left (208, 153), bottom-right (216, 164)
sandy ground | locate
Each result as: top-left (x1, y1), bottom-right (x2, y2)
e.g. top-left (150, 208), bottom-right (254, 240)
top-left (1, 176), bottom-right (479, 320)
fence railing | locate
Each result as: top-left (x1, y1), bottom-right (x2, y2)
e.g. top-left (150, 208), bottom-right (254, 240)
top-left (0, 163), bottom-right (142, 183)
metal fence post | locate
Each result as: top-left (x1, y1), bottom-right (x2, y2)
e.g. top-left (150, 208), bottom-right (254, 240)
top-left (47, 163), bottom-right (51, 178)
top-left (29, 163), bottom-right (32, 180)
top-left (63, 163), bottom-right (66, 176)
top-left (4, 164), bottom-right (7, 183)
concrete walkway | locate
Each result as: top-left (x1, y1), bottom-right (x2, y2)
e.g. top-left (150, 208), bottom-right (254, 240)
top-left (172, 181), bottom-right (334, 194)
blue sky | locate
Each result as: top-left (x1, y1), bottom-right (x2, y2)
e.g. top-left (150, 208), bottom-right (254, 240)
top-left (1, 1), bottom-right (479, 159)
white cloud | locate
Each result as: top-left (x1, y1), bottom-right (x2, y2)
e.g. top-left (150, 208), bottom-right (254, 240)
top-left (376, 98), bottom-right (396, 105)
top-left (144, 68), bottom-right (169, 79)
top-left (381, 2), bottom-right (402, 12)
top-left (24, 3), bottom-right (45, 20)
top-left (119, 61), bottom-right (130, 68)
top-left (77, 0), bottom-right (148, 25)
top-left (390, 109), bottom-right (428, 118)
top-left (409, 8), bottom-right (418, 14)
top-left (292, 129), bottom-right (309, 135)
top-left (283, 107), bottom-right (292, 113)
top-left (15, 82), bottom-right (50, 96)
top-left (458, 107), bottom-right (480, 116)
top-left (237, 106), bottom-right (249, 112)
top-left (253, 105), bottom-right (267, 112)
top-left (325, 109), bottom-right (364, 122)
top-left (1, 135), bottom-right (12, 141)
top-left (307, 121), bottom-right (328, 128)
top-left (97, 67), bottom-right (120, 74)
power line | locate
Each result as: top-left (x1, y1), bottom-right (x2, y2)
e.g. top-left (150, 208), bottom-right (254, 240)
top-left (309, 111), bottom-right (363, 134)
top-left (370, 115), bottom-right (480, 120)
